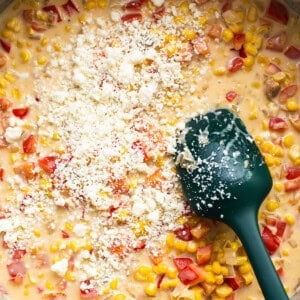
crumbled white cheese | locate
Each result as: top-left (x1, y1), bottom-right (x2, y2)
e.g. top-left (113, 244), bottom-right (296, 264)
top-left (50, 258), bottom-right (69, 277)
top-left (73, 223), bottom-right (88, 237)
top-left (4, 126), bottom-right (23, 143)
top-left (151, 0), bottom-right (165, 6)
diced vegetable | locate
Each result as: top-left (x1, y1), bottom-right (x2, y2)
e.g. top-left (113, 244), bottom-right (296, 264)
top-left (0, 97), bottom-right (12, 111)
top-left (80, 280), bottom-right (99, 298)
top-left (23, 135), bottom-right (37, 154)
top-left (123, 0), bottom-right (144, 10)
top-left (192, 34), bottom-right (209, 56)
top-left (13, 162), bottom-right (36, 180)
top-left (225, 91), bottom-right (238, 102)
top-left (266, 32), bottom-right (287, 52)
top-left (43, 5), bottom-right (62, 22)
top-left (261, 226), bottom-right (280, 254)
top-left (268, 117), bottom-right (288, 131)
top-left (228, 57), bottom-right (244, 73)
top-left (196, 244), bottom-right (213, 265)
top-left (265, 62), bottom-right (281, 75)
top-left (286, 166), bottom-right (300, 180)
top-left (121, 13), bottom-right (143, 22)
top-left (0, 168), bottom-right (3, 181)
top-left (284, 46), bottom-right (300, 59)
top-left (38, 156), bottom-right (57, 174)
top-left (178, 263), bottom-right (206, 285)
top-left (12, 248), bottom-right (27, 260)
top-left (284, 178), bottom-right (300, 192)
top-left (7, 261), bottom-right (27, 283)
top-left (152, 6), bottom-right (165, 21)
top-left (278, 84), bottom-right (297, 103)
top-left (173, 257), bottom-right (193, 271)
top-left (0, 39), bottom-right (11, 53)
top-left (265, 0), bottom-right (289, 25)
top-left (12, 107), bottom-right (29, 119)
top-left (190, 221), bottom-right (210, 239)
top-left (225, 275), bottom-right (243, 290)
top-left (61, 0), bottom-right (79, 16)
top-left (174, 224), bottom-right (193, 241)
top-left (233, 33), bottom-right (245, 51)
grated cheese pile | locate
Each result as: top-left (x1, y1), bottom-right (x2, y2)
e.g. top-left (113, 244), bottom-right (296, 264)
top-left (0, 3), bottom-right (211, 287)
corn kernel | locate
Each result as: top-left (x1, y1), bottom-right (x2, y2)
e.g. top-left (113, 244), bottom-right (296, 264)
top-left (283, 134), bottom-right (294, 148)
top-left (229, 23), bottom-right (244, 33)
top-left (53, 42), bottom-right (61, 52)
top-left (236, 256), bottom-right (247, 265)
top-left (282, 249), bottom-right (289, 256)
top-left (37, 56), bottom-right (48, 65)
top-left (244, 55), bottom-right (255, 67)
top-left (252, 36), bottom-right (263, 50)
top-left (244, 43), bottom-right (258, 56)
top-left (220, 266), bottom-right (229, 277)
top-left (215, 274), bottom-right (224, 285)
top-left (152, 263), bottom-right (168, 274)
top-left (32, 229), bottom-right (41, 237)
top-left (242, 272), bottom-right (254, 285)
top-left (212, 261), bottom-right (222, 274)
top-left (185, 240), bottom-right (198, 253)
top-left (286, 98), bottom-right (299, 112)
top-left (174, 239), bottom-right (187, 252)
top-left (182, 28), bottom-right (196, 41)
top-left (98, 0), bottom-right (107, 8)
top-left (110, 278), bottom-right (118, 289)
top-left (213, 67), bottom-right (226, 76)
top-left (271, 145), bottom-right (284, 157)
top-left (4, 72), bottom-right (15, 83)
top-left (222, 28), bottom-right (234, 42)
top-left (266, 199), bottom-right (280, 212)
top-left (166, 44), bottom-right (178, 56)
top-left (144, 282), bottom-right (157, 296)
top-left (198, 15), bottom-right (208, 26)
top-left (274, 183), bottom-right (283, 192)
top-left (23, 289), bottom-right (30, 296)
top-left (0, 77), bottom-right (8, 89)
top-left (285, 214), bottom-right (295, 225)
top-left (6, 17), bottom-right (21, 33)
top-left (166, 233), bottom-right (175, 247)
top-left (28, 272), bottom-right (37, 284)
top-left (45, 280), bottom-right (54, 290)
top-left (205, 271), bottom-right (216, 284)
top-left (168, 278), bottom-right (180, 288)
top-left (65, 270), bottom-right (75, 281)
top-left (179, 1), bottom-right (190, 14)
top-left (288, 145), bottom-right (300, 165)
top-left (20, 49), bottom-right (32, 63)
top-left (247, 5), bottom-right (258, 22)
top-left (167, 267), bottom-right (178, 279)
top-left (174, 16), bottom-right (185, 24)
top-left (114, 294), bottom-right (126, 300)
top-left (85, 0), bottom-right (97, 10)
top-left (215, 284), bottom-right (233, 298)
top-left (0, 89), bottom-right (6, 96)
top-left (261, 141), bottom-right (274, 153)
top-left (239, 262), bottom-right (252, 274)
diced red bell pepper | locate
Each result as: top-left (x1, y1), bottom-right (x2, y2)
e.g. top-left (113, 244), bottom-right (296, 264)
top-left (277, 267), bottom-right (284, 278)
top-left (152, 6), bottom-right (165, 21)
top-left (7, 261), bottom-right (27, 283)
top-left (196, 244), bottom-right (213, 265)
top-left (284, 178), bottom-right (300, 192)
top-left (233, 33), bottom-right (245, 51)
top-left (12, 107), bottom-right (29, 119)
top-left (225, 91), bottom-right (238, 102)
top-left (225, 274), bottom-right (243, 290)
top-left (43, 5), bottom-right (62, 22)
top-left (133, 240), bottom-right (146, 251)
top-left (268, 117), bottom-right (288, 131)
top-left (157, 274), bottom-right (165, 289)
top-left (275, 220), bottom-right (286, 238)
top-left (23, 135), bottom-right (37, 154)
top-left (261, 226), bottom-right (280, 254)
top-left (38, 156), bottom-right (57, 174)
top-left (266, 32), bottom-right (287, 52)
top-left (286, 166), bottom-right (300, 180)
top-left (278, 84), bottom-right (298, 103)
top-left (80, 280), bottom-right (99, 299)
top-left (121, 13), bottom-right (142, 22)
top-left (178, 263), bottom-right (206, 285)
top-left (61, 0), bottom-right (79, 16)
top-left (174, 224), bottom-right (193, 241)
top-left (0, 168), bottom-right (3, 181)
top-left (228, 57), bottom-right (243, 73)
top-left (173, 257), bottom-right (193, 271)
top-left (0, 39), bottom-right (11, 53)
top-left (284, 45), bottom-right (300, 59)
top-left (13, 162), bottom-right (36, 180)
top-left (12, 248), bottom-right (27, 260)
top-left (265, 0), bottom-right (289, 25)
top-left (61, 230), bottom-right (70, 239)
top-left (238, 45), bottom-right (247, 58)
top-left (0, 97), bottom-right (12, 111)
top-left (123, 0), bottom-right (144, 10)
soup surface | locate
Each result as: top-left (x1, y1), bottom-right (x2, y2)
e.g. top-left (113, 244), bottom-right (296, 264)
top-left (0, 0), bottom-right (300, 299)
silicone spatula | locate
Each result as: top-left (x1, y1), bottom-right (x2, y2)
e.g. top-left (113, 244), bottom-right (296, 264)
top-left (175, 108), bottom-right (288, 300)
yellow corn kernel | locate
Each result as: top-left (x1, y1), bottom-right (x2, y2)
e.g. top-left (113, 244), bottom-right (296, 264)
top-left (23, 289), bottom-right (30, 296)
top-left (215, 284), bottom-right (233, 298)
top-left (229, 23), bottom-right (244, 33)
top-left (247, 5), bottom-right (258, 22)
top-left (283, 134), bottom-right (294, 148)
top-left (249, 107), bottom-right (258, 120)
top-left (167, 267), bottom-right (178, 279)
top-left (242, 272), bottom-right (254, 285)
top-left (220, 266), bottom-right (229, 277)
top-left (239, 262), bottom-right (252, 274)
top-left (4, 72), bottom-right (15, 83)
top-left (186, 240), bottom-right (198, 253)
top-left (32, 229), bottom-right (41, 237)
top-left (198, 15), bottom-right (208, 26)
top-left (222, 28), bottom-right (234, 42)
top-left (284, 214), bottom-right (295, 225)
top-left (174, 16), bottom-right (185, 24)
top-left (179, 1), bottom-right (190, 14)
top-left (282, 249), bottom-right (289, 256)
top-left (192, 286), bottom-right (203, 300)
top-left (205, 264), bottom-right (212, 272)
top-left (252, 35), bottom-right (263, 50)
top-left (45, 280), bottom-right (54, 290)
top-left (1, 29), bottom-right (14, 41)
top-left (182, 28), bottom-right (196, 41)
top-left (144, 282), bottom-right (157, 296)
top-left (244, 55), bottom-right (255, 67)
top-left (251, 81), bottom-right (261, 89)
top-left (166, 44), bottom-right (178, 56)
top-left (273, 72), bottom-right (286, 83)
top-left (0, 77), bottom-right (8, 89)
top-left (98, 0), bottom-right (107, 8)
top-left (274, 183), bottom-right (283, 192)
top-left (266, 199), bottom-right (280, 212)
top-left (0, 89), bottom-right (6, 96)
top-left (114, 294), bottom-right (126, 300)
top-left (230, 241), bottom-right (240, 251)
top-left (85, 0), bottom-right (97, 10)
top-left (37, 56), bottom-right (48, 65)
top-left (257, 53), bottom-right (270, 65)
top-left (288, 145), bottom-right (300, 165)
top-left (244, 43), bottom-right (258, 56)
top-left (271, 145), bottom-right (284, 157)
top-left (245, 31), bottom-right (254, 43)
top-left (53, 42), bottom-right (61, 52)
top-left (166, 233), bottom-right (175, 248)
top-left (213, 67), bottom-right (226, 76)
top-left (64, 222), bottom-right (73, 231)
top-left (65, 270), bottom-right (75, 281)
top-left (261, 141), bottom-right (274, 153)
top-left (6, 17), bottom-right (21, 33)
top-left (205, 271), bottom-right (216, 284)
top-left (110, 278), bottom-right (118, 289)
top-left (236, 256), bottom-right (247, 265)
top-left (286, 98), bottom-right (299, 112)
top-left (68, 239), bottom-right (80, 252)
top-left (215, 274), bottom-right (224, 285)
top-left (152, 263), bottom-right (168, 274)
top-left (212, 261), bottom-right (221, 274)
top-left (174, 239), bottom-right (187, 252)
top-left (27, 272), bottom-right (37, 284)
top-left (20, 49), bottom-right (32, 63)
top-left (168, 278), bottom-right (180, 288)
top-left (137, 265), bottom-right (152, 276)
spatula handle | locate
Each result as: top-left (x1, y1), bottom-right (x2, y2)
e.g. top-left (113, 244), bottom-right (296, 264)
top-left (230, 209), bottom-right (289, 300)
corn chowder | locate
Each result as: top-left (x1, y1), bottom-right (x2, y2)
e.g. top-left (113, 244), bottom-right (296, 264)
top-left (0, 0), bottom-right (300, 299)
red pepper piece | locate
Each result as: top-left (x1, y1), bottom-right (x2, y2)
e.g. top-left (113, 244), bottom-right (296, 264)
top-left (0, 39), bottom-right (11, 53)
top-left (123, 0), bottom-right (144, 10)
top-left (286, 166), bottom-right (300, 180)
top-left (61, 0), bottom-right (79, 16)
top-left (233, 33), bottom-right (245, 51)
top-left (121, 13), bottom-right (142, 23)
top-left (178, 263), bottom-right (206, 285)
top-left (7, 261), bottom-right (27, 284)
top-left (261, 226), bottom-right (280, 254)
top-left (12, 248), bottom-right (27, 260)
top-left (265, 0), bottom-right (289, 25)
top-left (225, 274), bottom-right (243, 290)
top-left (196, 244), bottom-right (213, 265)
top-left (225, 91), bottom-right (238, 102)
top-left (284, 178), bottom-right (300, 192)
top-left (278, 84), bottom-right (298, 103)
top-left (268, 117), bottom-right (288, 131)
top-left (23, 135), bottom-right (37, 154)
top-left (284, 45), bottom-right (300, 59)
top-left (173, 257), bottom-right (193, 271)
top-left (80, 280), bottom-right (99, 299)
top-left (12, 107), bottom-right (29, 119)
top-left (43, 5), bottom-right (62, 22)
top-left (266, 32), bottom-right (287, 52)
top-left (157, 273), bottom-right (165, 288)
top-left (0, 168), bottom-right (3, 181)
top-left (38, 156), bottom-right (57, 174)
top-left (174, 224), bottom-right (193, 241)
top-left (228, 57), bottom-right (244, 73)
top-left (152, 6), bottom-right (165, 21)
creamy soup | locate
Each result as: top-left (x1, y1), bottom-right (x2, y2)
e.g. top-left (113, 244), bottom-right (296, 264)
top-left (0, 0), bottom-right (300, 299)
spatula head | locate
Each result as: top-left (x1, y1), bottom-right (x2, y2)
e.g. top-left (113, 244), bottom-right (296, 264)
top-left (175, 109), bottom-right (272, 223)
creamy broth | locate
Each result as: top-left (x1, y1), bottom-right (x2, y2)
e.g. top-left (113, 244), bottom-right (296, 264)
top-left (0, 0), bottom-right (300, 299)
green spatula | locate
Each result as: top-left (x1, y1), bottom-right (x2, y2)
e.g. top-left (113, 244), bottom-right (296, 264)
top-left (175, 108), bottom-right (288, 300)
